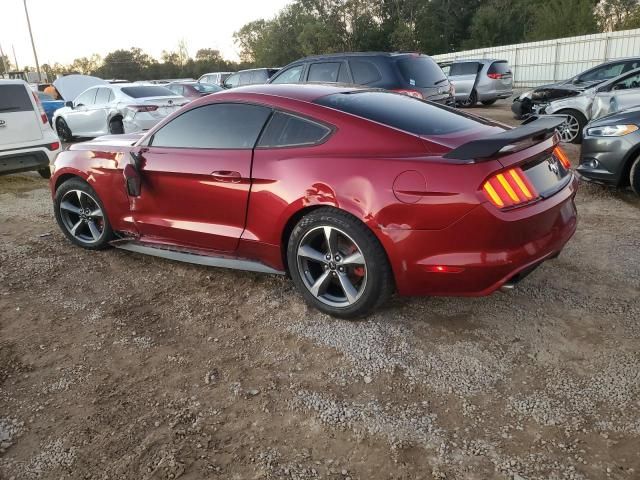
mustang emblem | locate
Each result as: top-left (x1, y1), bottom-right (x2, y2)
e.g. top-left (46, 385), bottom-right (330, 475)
top-left (548, 158), bottom-right (560, 175)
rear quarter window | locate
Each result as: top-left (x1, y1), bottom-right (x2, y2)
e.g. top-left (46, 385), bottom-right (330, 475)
top-left (0, 85), bottom-right (34, 112)
top-left (396, 56), bottom-right (447, 87)
top-left (258, 112), bottom-right (331, 147)
top-left (350, 60), bottom-right (382, 85)
top-left (315, 91), bottom-right (483, 136)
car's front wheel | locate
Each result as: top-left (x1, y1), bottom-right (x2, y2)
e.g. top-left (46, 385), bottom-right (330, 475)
top-left (630, 155), bottom-right (640, 196)
top-left (287, 208), bottom-right (393, 319)
top-left (556, 109), bottom-right (587, 144)
top-left (54, 178), bottom-right (113, 250)
top-left (459, 90), bottom-right (477, 108)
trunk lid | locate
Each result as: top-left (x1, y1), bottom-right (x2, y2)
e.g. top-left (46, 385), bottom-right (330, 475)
top-left (131, 96), bottom-right (187, 118)
top-left (0, 83), bottom-right (43, 146)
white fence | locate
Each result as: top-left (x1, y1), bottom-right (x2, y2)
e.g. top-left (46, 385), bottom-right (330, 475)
top-left (432, 28), bottom-right (640, 88)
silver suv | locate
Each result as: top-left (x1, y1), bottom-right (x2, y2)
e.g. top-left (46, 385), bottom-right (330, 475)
top-left (443, 59), bottom-right (513, 107)
top-left (0, 79), bottom-right (61, 179)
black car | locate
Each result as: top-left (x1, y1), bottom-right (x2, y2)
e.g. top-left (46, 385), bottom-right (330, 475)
top-left (578, 106), bottom-right (640, 195)
top-left (268, 52), bottom-right (454, 104)
top-left (223, 68), bottom-right (280, 89)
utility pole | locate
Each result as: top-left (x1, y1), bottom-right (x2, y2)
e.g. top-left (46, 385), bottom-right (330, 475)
top-left (23, 0), bottom-right (41, 82)
top-left (12, 45), bottom-right (19, 70)
top-left (0, 43), bottom-right (9, 77)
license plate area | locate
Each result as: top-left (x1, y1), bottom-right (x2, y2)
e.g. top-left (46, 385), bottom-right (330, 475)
top-left (524, 154), bottom-right (570, 198)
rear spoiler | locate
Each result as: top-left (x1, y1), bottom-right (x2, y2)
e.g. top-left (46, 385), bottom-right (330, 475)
top-left (443, 115), bottom-right (567, 161)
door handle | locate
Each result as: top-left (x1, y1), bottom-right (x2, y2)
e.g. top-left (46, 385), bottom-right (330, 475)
top-left (211, 170), bottom-right (242, 183)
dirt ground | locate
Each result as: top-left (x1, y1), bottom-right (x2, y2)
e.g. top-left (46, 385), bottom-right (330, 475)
top-left (1, 102), bottom-right (639, 480)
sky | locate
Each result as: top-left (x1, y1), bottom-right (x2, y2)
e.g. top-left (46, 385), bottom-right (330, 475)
top-left (0, 0), bottom-right (292, 68)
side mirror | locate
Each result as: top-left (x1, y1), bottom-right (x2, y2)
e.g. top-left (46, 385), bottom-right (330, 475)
top-left (65, 101), bottom-right (74, 108)
top-left (123, 163), bottom-right (141, 197)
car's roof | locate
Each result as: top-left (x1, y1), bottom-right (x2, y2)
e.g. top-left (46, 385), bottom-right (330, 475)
top-left (202, 83), bottom-right (362, 103)
top-left (296, 52), bottom-right (426, 63)
top-left (0, 79), bottom-right (29, 86)
top-left (452, 58), bottom-right (506, 64)
top-left (238, 67), bottom-right (280, 73)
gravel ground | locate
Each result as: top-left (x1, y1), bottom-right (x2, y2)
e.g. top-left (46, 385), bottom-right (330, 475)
top-left (1, 101), bottom-right (639, 480)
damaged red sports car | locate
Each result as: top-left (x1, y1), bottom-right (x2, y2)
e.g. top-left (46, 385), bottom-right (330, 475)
top-left (50, 84), bottom-right (578, 318)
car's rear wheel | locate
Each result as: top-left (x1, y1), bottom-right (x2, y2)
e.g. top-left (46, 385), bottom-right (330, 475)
top-left (460, 90), bottom-right (477, 108)
top-left (630, 155), bottom-right (640, 196)
top-left (556, 109), bottom-right (587, 144)
top-left (56, 118), bottom-right (73, 142)
top-left (108, 117), bottom-right (124, 135)
top-left (481, 99), bottom-right (497, 106)
top-left (37, 168), bottom-right (51, 179)
top-left (287, 208), bottom-right (393, 319)
top-left (54, 178), bottom-right (113, 250)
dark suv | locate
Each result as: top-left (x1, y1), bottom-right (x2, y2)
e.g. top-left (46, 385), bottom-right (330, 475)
top-left (223, 68), bottom-right (280, 89)
top-left (268, 52), bottom-right (454, 104)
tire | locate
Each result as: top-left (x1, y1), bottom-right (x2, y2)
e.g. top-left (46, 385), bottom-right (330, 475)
top-left (481, 99), bottom-right (497, 106)
top-left (556, 109), bottom-right (587, 144)
top-left (53, 177), bottom-right (114, 250)
top-left (287, 207), bottom-right (394, 319)
top-left (108, 117), bottom-right (124, 135)
top-left (460, 90), bottom-right (477, 108)
top-left (630, 155), bottom-right (640, 196)
top-left (37, 167), bottom-right (51, 179)
top-left (55, 118), bottom-right (73, 142)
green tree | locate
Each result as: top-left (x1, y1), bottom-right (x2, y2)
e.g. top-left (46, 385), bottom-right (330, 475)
top-left (528, 0), bottom-right (599, 41)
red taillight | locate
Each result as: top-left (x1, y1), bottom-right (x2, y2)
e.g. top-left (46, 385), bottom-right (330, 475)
top-left (487, 73), bottom-right (503, 80)
top-left (482, 167), bottom-right (539, 209)
top-left (553, 146), bottom-right (571, 169)
top-left (31, 91), bottom-right (48, 124)
top-left (48, 141), bottom-right (60, 150)
top-left (128, 105), bottom-right (158, 112)
top-left (393, 89), bottom-right (424, 99)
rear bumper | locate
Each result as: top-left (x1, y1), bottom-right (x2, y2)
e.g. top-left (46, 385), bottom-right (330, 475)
top-left (382, 174), bottom-right (578, 296)
top-left (0, 145), bottom-right (60, 175)
top-left (478, 89), bottom-right (513, 101)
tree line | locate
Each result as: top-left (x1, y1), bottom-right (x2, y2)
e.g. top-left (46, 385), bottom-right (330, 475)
top-left (2, 0), bottom-right (639, 82)
top-left (234, 0), bottom-right (640, 66)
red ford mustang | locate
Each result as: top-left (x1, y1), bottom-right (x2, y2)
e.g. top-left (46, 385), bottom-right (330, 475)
top-left (50, 84), bottom-right (578, 318)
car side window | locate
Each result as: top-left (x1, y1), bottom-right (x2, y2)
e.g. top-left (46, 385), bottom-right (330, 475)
top-left (224, 73), bottom-right (240, 88)
top-left (168, 85), bottom-right (183, 95)
top-left (75, 88), bottom-right (97, 106)
top-left (271, 65), bottom-right (305, 84)
top-left (613, 72), bottom-right (640, 90)
top-left (350, 60), bottom-right (381, 84)
top-left (257, 111), bottom-right (331, 148)
top-left (94, 88), bottom-right (111, 105)
top-left (579, 62), bottom-right (625, 82)
top-left (150, 103), bottom-right (272, 149)
top-left (250, 70), bottom-right (269, 84)
top-left (308, 62), bottom-right (341, 83)
top-left (239, 71), bottom-right (253, 85)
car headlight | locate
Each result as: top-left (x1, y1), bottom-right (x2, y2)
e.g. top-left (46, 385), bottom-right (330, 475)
top-left (585, 124), bottom-right (638, 137)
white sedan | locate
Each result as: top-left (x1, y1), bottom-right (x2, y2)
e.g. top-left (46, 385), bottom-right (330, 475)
top-left (52, 77), bottom-right (188, 141)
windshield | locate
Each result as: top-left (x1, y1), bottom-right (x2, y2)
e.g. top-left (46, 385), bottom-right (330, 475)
top-left (120, 86), bottom-right (177, 98)
top-left (397, 56), bottom-right (447, 87)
